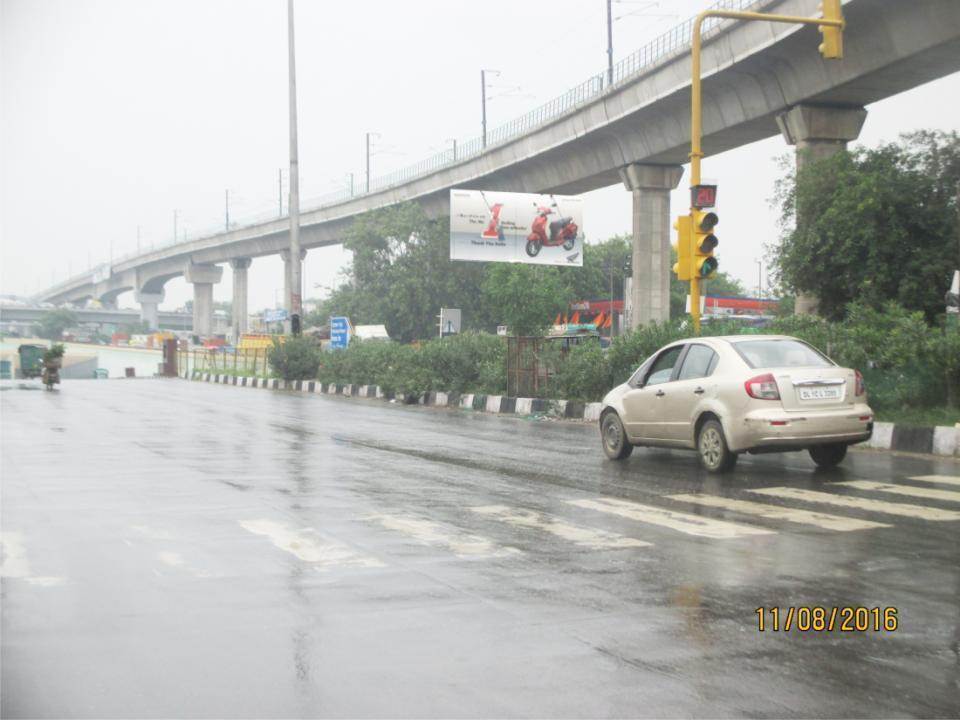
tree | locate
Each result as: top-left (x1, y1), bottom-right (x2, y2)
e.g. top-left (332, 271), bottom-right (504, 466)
top-left (482, 264), bottom-right (572, 336)
top-left (769, 130), bottom-right (960, 321)
top-left (319, 203), bottom-right (491, 342)
top-left (559, 235), bottom-right (632, 303)
top-left (34, 309), bottom-right (78, 340)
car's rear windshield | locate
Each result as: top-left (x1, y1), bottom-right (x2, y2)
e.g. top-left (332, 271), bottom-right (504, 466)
top-left (732, 339), bottom-right (834, 369)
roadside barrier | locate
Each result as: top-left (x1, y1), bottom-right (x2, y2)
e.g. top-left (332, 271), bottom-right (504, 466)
top-left (185, 371), bottom-right (960, 459)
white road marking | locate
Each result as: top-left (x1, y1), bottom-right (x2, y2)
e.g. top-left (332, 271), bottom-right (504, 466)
top-left (0, 532), bottom-right (31, 578)
top-left (909, 475), bottom-right (960, 487)
top-left (26, 576), bottom-right (66, 587)
top-left (747, 487), bottom-right (960, 522)
top-left (366, 513), bottom-right (520, 558)
top-left (470, 505), bottom-right (652, 549)
top-left (668, 493), bottom-right (890, 532)
top-left (0, 531), bottom-right (67, 587)
top-left (240, 519), bottom-right (384, 569)
top-left (566, 498), bottom-right (774, 539)
top-left (836, 480), bottom-right (960, 504)
top-left (129, 525), bottom-right (174, 540)
top-left (157, 551), bottom-right (184, 567)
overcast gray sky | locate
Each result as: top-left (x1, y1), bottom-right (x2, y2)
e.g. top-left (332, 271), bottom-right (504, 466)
top-left (3, 0), bottom-right (959, 312)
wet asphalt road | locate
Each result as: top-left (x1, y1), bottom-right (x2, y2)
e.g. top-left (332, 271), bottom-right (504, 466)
top-left (2, 379), bottom-right (959, 719)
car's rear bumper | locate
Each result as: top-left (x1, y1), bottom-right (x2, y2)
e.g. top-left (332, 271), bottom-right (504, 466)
top-left (727, 405), bottom-right (873, 452)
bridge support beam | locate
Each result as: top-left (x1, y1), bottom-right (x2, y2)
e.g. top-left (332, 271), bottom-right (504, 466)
top-left (184, 263), bottom-right (223, 337)
top-left (230, 257), bottom-right (252, 343)
top-left (280, 248), bottom-right (307, 313)
top-left (776, 104), bottom-right (867, 316)
top-left (620, 163), bottom-right (684, 329)
top-left (135, 290), bottom-right (164, 330)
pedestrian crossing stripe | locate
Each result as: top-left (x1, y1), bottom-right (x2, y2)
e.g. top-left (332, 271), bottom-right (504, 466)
top-left (746, 488), bottom-right (960, 522)
top-left (667, 493), bottom-right (890, 532)
top-left (908, 475), bottom-right (960, 487)
top-left (365, 513), bottom-right (520, 559)
top-left (470, 505), bottom-right (652, 549)
top-left (566, 497), bottom-right (774, 539)
top-left (239, 519), bottom-right (385, 569)
top-left (836, 480), bottom-right (960, 504)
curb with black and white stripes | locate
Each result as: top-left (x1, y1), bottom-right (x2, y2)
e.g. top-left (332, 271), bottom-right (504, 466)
top-left (187, 372), bottom-right (960, 459)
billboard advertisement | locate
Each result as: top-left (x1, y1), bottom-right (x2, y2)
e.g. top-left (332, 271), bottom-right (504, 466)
top-left (450, 189), bottom-right (583, 266)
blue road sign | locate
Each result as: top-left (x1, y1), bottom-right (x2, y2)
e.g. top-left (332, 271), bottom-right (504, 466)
top-left (329, 316), bottom-right (350, 349)
top-left (263, 308), bottom-right (289, 323)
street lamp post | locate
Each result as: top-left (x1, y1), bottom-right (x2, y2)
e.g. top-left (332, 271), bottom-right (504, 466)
top-left (287, 0), bottom-right (302, 333)
top-left (606, 0), bottom-right (613, 86)
top-left (756, 259), bottom-right (763, 300)
top-left (480, 69), bottom-right (499, 149)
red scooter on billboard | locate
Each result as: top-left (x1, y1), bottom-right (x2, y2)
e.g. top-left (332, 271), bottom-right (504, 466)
top-left (525, 197), bottom-right (578, 257)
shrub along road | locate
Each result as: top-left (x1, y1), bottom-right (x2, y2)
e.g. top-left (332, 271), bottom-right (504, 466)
top-left (2, 379), bottom-right (959, 717)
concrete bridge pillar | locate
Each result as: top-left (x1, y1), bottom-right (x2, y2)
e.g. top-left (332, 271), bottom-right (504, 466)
top-left (230, 257), bottom-right (252, 343)
top-left (184, 263), bottom-right (223, 337)
top-left (776, 104), bottom-right (868, 316)
top-left (619, 163), bottom-right (684, 328)
top-left (279, 248), bottom-right (307, 312)
top-left (135, 290), bottom-right (164, 330)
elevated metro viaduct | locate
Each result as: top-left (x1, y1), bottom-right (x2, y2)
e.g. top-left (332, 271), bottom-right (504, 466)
top-left (32, 0), bottom-right (960, 333)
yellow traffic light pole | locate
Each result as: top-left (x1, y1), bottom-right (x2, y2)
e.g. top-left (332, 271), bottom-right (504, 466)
top-left (686, 2), bottom-right (844, 332)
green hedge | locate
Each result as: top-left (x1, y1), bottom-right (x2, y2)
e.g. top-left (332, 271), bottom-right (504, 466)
top-left (317, 332), bottom-right (506, 397)
top-left (302, 302), bottom-right (959, 418)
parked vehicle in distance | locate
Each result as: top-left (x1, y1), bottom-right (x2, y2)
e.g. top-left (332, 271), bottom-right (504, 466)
top-left (599, 335), bottom-right (873, 472)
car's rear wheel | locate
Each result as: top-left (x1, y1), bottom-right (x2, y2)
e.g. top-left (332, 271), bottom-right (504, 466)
top-left (809, 443), bottom-right (847, 468)
top-left (601, 412), bottom-right (633, 460)
top-left (698, 419), bottom-right (737, 473)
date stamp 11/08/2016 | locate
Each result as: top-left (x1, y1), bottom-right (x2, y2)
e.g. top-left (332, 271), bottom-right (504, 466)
top-left (756, 606), bottom-right (898, 632)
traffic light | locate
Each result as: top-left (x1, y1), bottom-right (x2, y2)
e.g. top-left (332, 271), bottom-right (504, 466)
top-left (692, 210), bottom-right (719, 279)
top-left (818, 0), bottom-right (844, 59)
top-left (672, 214), bottom-right (693, 281)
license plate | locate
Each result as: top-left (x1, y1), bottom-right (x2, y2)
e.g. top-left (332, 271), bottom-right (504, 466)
top-left (798, 386), bottom-right (841, 401)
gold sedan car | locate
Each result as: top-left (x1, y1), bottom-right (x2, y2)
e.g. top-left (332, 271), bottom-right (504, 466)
top-left (599, 335), bottom-right (873, 472)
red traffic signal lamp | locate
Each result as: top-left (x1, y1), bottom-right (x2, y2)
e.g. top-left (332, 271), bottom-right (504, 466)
top-left (693, 210), bottom-right (719, 278)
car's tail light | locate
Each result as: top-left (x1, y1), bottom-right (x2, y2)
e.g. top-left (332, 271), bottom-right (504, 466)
top-left (855, 370), bottom-right (865, 396)
top-left (745, 373), bottom-right (780, 400)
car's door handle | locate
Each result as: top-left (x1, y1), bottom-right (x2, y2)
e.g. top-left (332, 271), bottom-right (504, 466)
top-left (655, 390), bottom-right (665, 397)
top-left (694, 387), bottom-right (705, 394)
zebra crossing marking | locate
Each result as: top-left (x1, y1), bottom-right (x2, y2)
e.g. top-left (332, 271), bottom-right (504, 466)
top-left (835, 480), bottom-right (960, 504)
top-left (239, 519), bottom-right (384, 569)
top-left (365, 513), bottom-right (520, 558)
top-left (470, 505), bottom-right (652, 549)
top-left (667, 493), bottom-right (890, 532)
top-left (746, 487), bottom-right (960, 522)
top-left (908, 475), bottom-right (960, 487)
top-left (566, 497), bottom-right (774, 539)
